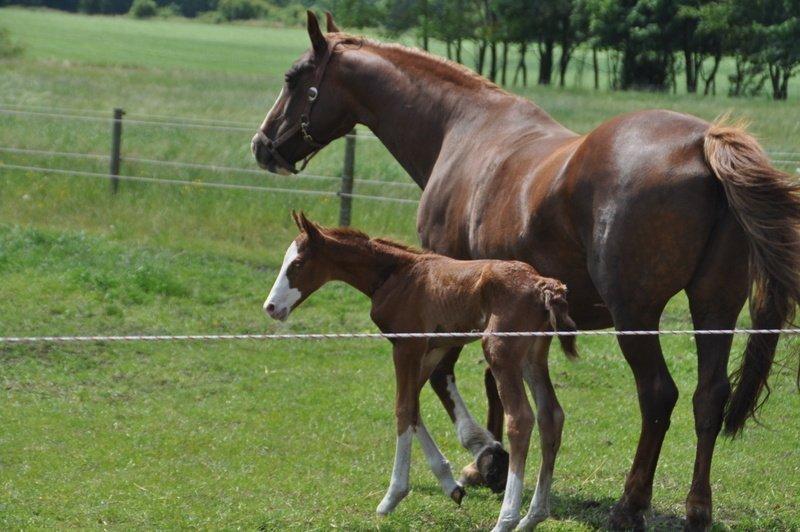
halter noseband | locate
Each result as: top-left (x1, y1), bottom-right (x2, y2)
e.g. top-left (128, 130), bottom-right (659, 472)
top-left (259, 43), bottom-right (339, 174)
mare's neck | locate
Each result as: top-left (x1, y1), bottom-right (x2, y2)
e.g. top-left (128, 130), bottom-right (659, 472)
top-left (337, 42), bottom-right (567, 188)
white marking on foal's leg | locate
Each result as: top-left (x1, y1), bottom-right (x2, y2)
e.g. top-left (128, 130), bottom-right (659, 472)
top-left (492, 469), bottom-right (524, 532)
top-left (263, 241), bottom-right (301, 320)
top-left (415, 421), bottom-right (461, 499)
top-left (376, 426), bottom-right (413, 515)
top-left (446, 375), bottom-right (496, 455)
top-left (518, 469), bottom-right (553, 530)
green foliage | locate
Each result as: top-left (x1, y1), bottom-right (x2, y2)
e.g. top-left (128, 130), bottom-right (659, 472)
top-left (129, 0), bottom-right (157, 17)
top-left (0, 27), bottom-right (22, 58)
top-left (216, 0), bottom-right (267, 20)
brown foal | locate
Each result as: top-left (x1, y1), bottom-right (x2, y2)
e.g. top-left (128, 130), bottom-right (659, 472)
top-left (264, 212), bottom-right (578, 531)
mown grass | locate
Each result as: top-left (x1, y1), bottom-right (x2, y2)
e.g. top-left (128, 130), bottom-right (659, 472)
top-left (1, 7), bottom-right (799, 530)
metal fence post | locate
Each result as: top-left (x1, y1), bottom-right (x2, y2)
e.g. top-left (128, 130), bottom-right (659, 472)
top-left (339, 128), bottom-right (356, 226)
top-left (109, 107), bottom-right (124, 194)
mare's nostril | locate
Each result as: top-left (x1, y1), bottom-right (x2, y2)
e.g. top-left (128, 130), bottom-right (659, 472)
top-left (266, 303), bottom-right (275, 313)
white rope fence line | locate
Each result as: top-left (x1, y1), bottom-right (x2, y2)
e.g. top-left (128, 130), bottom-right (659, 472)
top-left (0, 146), bottom-right (419, 189)
top-left (0, 163), bottom-right (419, 204)
top-left (2, 328), bottom-right (800, 344)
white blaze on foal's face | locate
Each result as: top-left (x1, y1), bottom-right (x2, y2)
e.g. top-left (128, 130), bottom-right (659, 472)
top-left (264, 240), bottom-right (302, 321)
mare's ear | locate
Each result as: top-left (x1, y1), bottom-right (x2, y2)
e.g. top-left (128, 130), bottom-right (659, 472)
top-left (306, 10), bottom-right (327, 55)
top-left (291, 210), bottom-right (303, 231)
top-left (325, 11), bottom-right (341, 33)
top-left (298, 211), bottom-right (323, 243)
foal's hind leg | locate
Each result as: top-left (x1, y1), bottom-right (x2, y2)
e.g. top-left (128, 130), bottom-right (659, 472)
top-left (483, 336), bottom-right (534, 532)
top-left (684, 217), bottom-right (748, 531)
top-left (429, 346), bottom-right (508, 492)
top-left (519, 337), bottom-right (563, 530)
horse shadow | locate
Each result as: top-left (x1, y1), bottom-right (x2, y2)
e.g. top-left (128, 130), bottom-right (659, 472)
top-left (414, 485), bottom-right (688, 530)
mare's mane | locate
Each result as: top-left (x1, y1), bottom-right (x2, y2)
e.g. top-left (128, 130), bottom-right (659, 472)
top-left (330, 33), bottom-right (506, 93)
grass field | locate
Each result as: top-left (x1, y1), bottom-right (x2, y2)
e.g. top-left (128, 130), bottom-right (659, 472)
top-left (1, 7), bottom-right (799, 530)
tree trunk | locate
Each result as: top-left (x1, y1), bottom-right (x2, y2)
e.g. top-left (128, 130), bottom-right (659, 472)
top-left (475, 39), bottom-right (487, 75)
top-left (559, 48), bottom-right (571, 87)
top-left (455, 39), bottom-right (462, 64)
top-left (702, 54), bottom-right (721, 96)
top-left (420, 0), bottom-right (429, 51)
top-left (684, 49), bottom-right (698, 93)
top-left (489, 40), bottom-right (497, 82)
top-left (500, 41), bottom-right (508, 85)
top-left (593, 47), bottom-right (599, 90)
top-left (538, 39), bottom-right (554, 86)
top-left (513, 41), bottom-right (528, 86)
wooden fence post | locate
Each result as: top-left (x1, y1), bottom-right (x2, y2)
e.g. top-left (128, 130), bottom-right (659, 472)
top-left (109, 107), bottom-right (124, 194)
top-left (339, 128), bottom-right (356, 226)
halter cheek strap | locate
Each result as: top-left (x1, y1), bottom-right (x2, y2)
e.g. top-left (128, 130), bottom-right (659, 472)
top-left (261, 43), bottom-right (339, 174)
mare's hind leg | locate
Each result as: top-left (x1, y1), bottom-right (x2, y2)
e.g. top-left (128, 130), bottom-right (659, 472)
top-left (519, 337), bottom-right (563, 530)
top-left (684, 216), bottom-right (748, 531)
top-left (429, 346), bottom-right (508, 492)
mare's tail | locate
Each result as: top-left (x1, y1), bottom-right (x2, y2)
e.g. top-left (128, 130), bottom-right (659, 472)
top-left (703, 118), bottom-right (800, 436)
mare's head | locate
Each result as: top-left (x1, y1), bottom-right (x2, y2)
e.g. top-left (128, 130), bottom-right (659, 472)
top-left (263, 211), bottom-right (335, 321)
top-left (251, 11), bottom-right (356, 174)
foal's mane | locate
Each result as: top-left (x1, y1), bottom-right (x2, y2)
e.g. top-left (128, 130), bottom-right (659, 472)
top-left (331, 33), bottom-right (506, 93)
top-left (322, 226), bottom-right (425, 256)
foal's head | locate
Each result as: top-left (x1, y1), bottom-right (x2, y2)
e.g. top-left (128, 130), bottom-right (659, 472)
top-left (263, 211), bottom-right (333, 321)
top-left (251, 11), bottom-right (356, 175)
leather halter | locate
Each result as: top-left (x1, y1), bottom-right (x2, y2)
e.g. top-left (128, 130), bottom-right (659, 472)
top-left (257, 42), bottom-right (339, 174)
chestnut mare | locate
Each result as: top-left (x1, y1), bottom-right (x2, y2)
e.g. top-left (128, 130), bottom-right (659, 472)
top-left (252, 11), bottom-right (800, 530)
top-left (264, 212), bottom-right (579, 531)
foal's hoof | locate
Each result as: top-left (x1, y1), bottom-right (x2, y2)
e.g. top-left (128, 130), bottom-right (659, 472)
top-left (609, 501), bottom-right (646, 531)
top-left (476, 442), bottom-right (509, 494)
top-left (450, 484), bottom-right (466, 506)
top-left (684, 503), bottom-right (712, 531)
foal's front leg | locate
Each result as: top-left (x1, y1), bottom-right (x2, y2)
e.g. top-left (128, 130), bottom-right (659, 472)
top-left (376, 341), bottom-right (424, 516)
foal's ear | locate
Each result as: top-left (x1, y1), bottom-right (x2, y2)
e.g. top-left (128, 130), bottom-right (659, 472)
top-left (291, 210), bottom-right (303, 231)
top-left (297, 211), bottom-right (323, 243)
top-left (306, 10), bottom-right (327, 55)
top-left (325, 11), bottom-right (341, 33)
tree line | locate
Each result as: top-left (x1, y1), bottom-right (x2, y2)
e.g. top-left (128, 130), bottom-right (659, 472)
top-left (4, 0), bottom-right (798, 99)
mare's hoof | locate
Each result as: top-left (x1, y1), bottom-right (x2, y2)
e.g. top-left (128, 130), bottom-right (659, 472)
top-left (450, 484), bottom-right (466, 505)
top-left (476, 442), bottom-right (509, 494)
top-left (684, 503), bottom-right (712, 531)
top-left (609, 501), bottom-right (646, 531)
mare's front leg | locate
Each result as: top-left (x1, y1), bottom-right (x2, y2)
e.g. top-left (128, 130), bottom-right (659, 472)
top-left (483, 336), bottom-right (534, 532)
top-left (519, 337), bottom-right (563, 530)
top-left (429, 346), bottom-right (508, 492)
top-left (376, 340), bottom-right (425, 515)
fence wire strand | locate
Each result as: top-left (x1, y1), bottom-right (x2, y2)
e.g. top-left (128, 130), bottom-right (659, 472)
top-left (0, 163), bottom-right (418, 204)
top-left (0, 146), bottom-right (418, 189)
top-left (2, 328), bottom-right (800, 344)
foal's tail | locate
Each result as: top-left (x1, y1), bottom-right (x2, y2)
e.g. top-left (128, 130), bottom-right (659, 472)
top-left (544, 287), bottom-right (579, 360)
top-left (703, 118), bottom-right (800, 436)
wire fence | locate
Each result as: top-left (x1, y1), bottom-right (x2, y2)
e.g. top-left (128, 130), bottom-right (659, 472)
top-left (1, 163), bottom-right (419, 204)
top-left (0, 102), bottom-right (797, 219)
top-left (2, 327), bottom-right (800, 345)
top-left (0, 104), bottom-right (419, 214)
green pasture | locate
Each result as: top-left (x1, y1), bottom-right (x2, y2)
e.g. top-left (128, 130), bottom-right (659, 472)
top-left (1, 7), bottom-right (799, 530)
